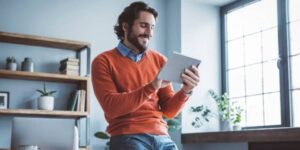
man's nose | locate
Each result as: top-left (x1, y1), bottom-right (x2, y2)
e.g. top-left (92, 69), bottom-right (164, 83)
top-left (145, 27), bottom-right (153, 38)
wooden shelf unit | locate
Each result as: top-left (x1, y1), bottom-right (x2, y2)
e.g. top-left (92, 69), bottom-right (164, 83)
top-left (0, 109), bottom-right (88, 118)
top-left (0, 69), bottom-right (89, 83)
top-left (0, 31), bottom-right (91, 148)
top-left (0, 31), bottom-right (90, 51)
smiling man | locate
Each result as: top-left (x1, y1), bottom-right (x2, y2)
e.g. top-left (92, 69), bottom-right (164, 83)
top-left (92, 1), bottom-right (200, 150)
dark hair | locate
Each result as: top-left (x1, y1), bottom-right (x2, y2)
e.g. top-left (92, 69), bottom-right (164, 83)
top-left (114, 1), bottom-right (158, 40)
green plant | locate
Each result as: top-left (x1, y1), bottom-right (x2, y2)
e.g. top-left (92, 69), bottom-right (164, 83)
top-left (36, 82), bottom-right (57, 97)
top-left (230, 103), bottom-right (243, 125)
top-left (6, 56), bottom-right (16, 63)
top-left (209, 89), bottom-right (244, 126)
top-left (190, 105), bottom-right (213, 128)
top-left (94, 131), bottom-right (110, 150)
top-left (208, 90), bottom-right (230, 121)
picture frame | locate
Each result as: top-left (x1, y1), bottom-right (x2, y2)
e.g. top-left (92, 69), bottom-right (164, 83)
top-left (0, 91), bottom-right (9, 109)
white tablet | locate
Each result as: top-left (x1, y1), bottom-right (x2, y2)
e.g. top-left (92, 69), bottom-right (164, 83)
top-left (158, 52), bottom-right (201, 83)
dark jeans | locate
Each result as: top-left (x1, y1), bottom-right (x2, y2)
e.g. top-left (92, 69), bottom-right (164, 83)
top-left (109, 133), bottom-right (178, 150)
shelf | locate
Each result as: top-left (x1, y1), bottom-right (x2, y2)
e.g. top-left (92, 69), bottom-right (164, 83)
top-left (0, 69), bottom-right (88, 83)
top-left (0, 109), bottom-right (88, 118)
top-left (0, 31), bottom-right (90, 51)
top-left (181, 127), bottom-right (300, 143)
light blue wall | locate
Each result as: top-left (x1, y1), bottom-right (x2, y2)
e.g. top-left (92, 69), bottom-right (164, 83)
top-left (0, 0), bottom-right (166, 149)
top-left (180, 0), bottom-right (247, 149)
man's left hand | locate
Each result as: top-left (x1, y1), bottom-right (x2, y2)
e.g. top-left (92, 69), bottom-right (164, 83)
top-left (181, 65), bottom-right (200, 94)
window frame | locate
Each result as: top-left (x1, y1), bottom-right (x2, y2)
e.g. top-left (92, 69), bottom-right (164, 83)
top-left (220, 0), bottom-right (292, 129)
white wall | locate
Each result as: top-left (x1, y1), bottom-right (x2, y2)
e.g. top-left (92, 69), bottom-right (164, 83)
top-left (180, 0), bottom-right (247, 149)
top-left (181, 0), bottom-right (221, 134)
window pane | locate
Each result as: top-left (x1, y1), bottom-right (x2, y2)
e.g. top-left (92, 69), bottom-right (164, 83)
top-left (264, 92), bottom-right (281, 125)
top-left (289, 21), bottom-right (300, 55)
top-left (261, 0), bottom-right (278, 29)
top-left (227, 39), bottom-right (244, 69)
top-left (262, 28), bottom-right (278, 61)
top-left (227, 9), bottom-right (244, 40)
top-left (291, 55), bottom-right (300, 89)
top-left (228, 68), bottom-right (245, 97)
top-left (243, 1), bottom-right (262, 35)
top-left (245, 64), bottom-right (262, 95)
top-left (292, 90), bottom-right (300, 127)
top-left (289, 0), bottom-right (300, 22)
top-left (246, 95), bottom-right (264, 126)
top-left (244, 33), bottom-right (262, 65)
top-left (263, 61), bottom-right (280, 93)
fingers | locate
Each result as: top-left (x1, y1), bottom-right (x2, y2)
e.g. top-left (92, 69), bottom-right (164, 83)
top-left (181, 73), bottom-right (198, 87)
top-left (183, 66), bottom-right (200, 82)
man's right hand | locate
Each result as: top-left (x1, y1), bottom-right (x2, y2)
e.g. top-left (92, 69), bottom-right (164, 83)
top-left (151, 78), bottom-right (170, 90)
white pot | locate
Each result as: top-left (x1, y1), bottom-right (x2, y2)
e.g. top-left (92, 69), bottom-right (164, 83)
top-left (6, 63), bottom-right (17, 71)
top-left (233, 124), bottom-right (242, 131)
top-left (38, 96), bottom-right (54, 110)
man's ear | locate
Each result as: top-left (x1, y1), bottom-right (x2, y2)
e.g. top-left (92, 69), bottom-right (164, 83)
top-left (122, 23), bottom-right (128, 33)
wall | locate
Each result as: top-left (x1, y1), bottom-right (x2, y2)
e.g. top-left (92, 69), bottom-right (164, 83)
top-left (180, 0), bottom-right (247, 149)
top-left (0, 0), bottom-right (166, 149)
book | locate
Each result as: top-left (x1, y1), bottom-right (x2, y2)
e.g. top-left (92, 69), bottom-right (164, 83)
top-left (60, 70), bottom-right (79, 75)
top-left (79, 90), bottom-right (86, 112)
top-left (59, 65), bottom-right (79, 72)
top-left (60, 58), bottom-right (79, 64)
top-left (67, 90), bottom-right (79, 111)
top-left (61, 61), bottom-right (79, 66)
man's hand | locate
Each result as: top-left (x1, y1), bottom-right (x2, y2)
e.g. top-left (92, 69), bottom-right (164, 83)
top-left (152, 78), bottom-right (170, 90)
top-left (181, 65), bottom-right (200, 94)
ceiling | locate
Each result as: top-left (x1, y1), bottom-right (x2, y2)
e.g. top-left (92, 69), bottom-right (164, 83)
top-left (190, 0), bottom-right (236, 6)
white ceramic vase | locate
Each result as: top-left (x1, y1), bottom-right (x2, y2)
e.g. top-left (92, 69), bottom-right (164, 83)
top-left (38, 96), bottom-right (54, 110)
top-left (6, 63), bottom-right (17, 71)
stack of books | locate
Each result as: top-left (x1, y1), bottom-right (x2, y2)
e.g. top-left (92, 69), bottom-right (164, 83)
top-left (59, 58), bottom-right (79, 76)
top-left (67, 90), bottom-right (86, 112)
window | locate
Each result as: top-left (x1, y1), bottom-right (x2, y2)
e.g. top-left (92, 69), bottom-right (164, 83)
top-left (222, 0), bottom-right (298, 128)
top-left (288, 0), bottom-right (300, 127)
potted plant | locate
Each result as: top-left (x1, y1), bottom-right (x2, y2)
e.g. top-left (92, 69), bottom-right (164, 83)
top-left (209, 89), bottom-right (244, 131)
top-left (36, 82), bottom-right (56, 110)
top-left (208, 89), bottom-right (231, 131)
top-left (6, 56), bottom-right (17, 71)
top-left (230, 103), bottom-right (243, 130)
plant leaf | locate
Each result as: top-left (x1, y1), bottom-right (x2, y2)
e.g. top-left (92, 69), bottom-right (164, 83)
top-left (94, 132), bottom-right (110, 139)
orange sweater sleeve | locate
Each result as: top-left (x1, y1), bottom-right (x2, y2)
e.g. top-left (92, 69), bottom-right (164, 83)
top-left (92, 55), bottom-right (157, 119)
top-left (158, 85), bottom-right (189, 119)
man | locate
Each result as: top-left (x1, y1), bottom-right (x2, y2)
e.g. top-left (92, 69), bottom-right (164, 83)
top-left (92, 1), bottom-right (199, 150)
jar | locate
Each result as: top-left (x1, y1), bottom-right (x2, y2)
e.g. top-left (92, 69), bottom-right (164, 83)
top-left (21, 57), bottom-right (34, 72)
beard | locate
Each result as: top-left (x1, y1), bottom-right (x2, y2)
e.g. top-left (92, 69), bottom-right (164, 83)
top-left (127, 28), bottom-right (149, 53)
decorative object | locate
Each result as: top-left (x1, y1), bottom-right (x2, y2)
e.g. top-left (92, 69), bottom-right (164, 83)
top-left (21, 57), bottom-right (34, 72)
top-left (230, 102), bottom-right (243, 131)
top-left (191, 105), bottom-right (213, 128)
top-left (6, 56), bottom-right (17, 71)
top-left (36, 83), bottom-right (56, 110)
top-left (0, 91), bottom-right (9, 109)
top-left (209, 89), bottom-right (244, 131)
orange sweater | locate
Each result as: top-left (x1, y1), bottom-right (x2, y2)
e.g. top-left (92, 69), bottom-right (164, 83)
top-left (92, 48), bottom-right (188, 136)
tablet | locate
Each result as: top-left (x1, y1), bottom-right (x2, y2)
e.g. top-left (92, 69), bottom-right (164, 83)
top-left (158, 52), bottom-right (201, 83)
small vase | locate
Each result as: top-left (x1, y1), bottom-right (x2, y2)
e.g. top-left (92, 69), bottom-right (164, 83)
top-left (38, 96), bottom-right (54, 110)
top-left (233, 124), bottom-right (242, 131)
top-left (6, 62), bottom-right (17, 71)
top-left (21, 57), bottom-right (34, 72)
top-left (220, 119), bottom-right (232, 131)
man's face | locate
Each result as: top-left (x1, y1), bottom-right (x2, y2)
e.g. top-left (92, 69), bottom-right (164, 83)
top-left (126, 11), bottom-right (156, 53)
